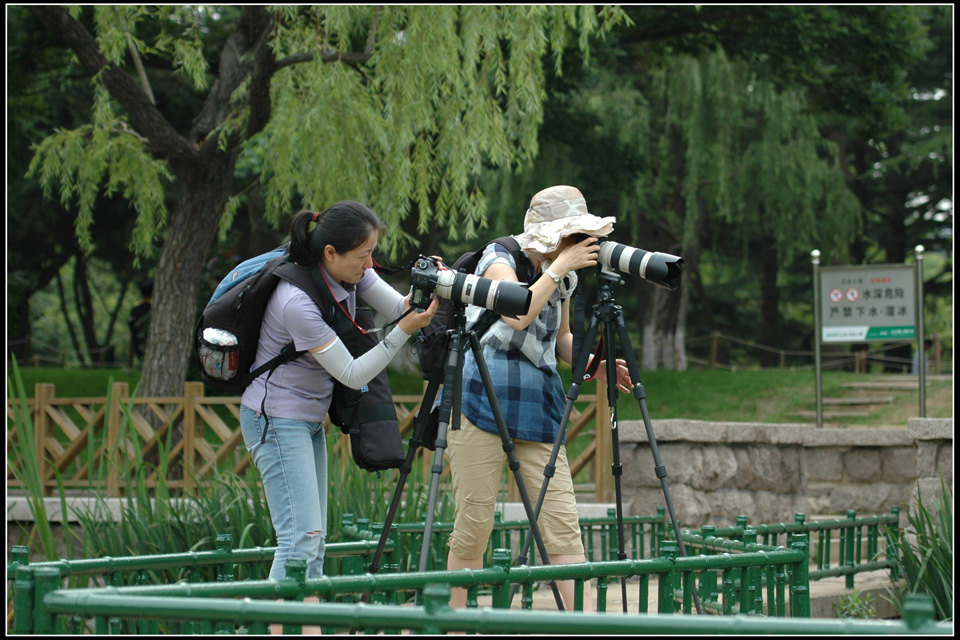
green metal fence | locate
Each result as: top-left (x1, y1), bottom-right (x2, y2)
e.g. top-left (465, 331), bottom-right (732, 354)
top-left (340, 508), bottom-right (668, 572)
top-left (684, 508), bottom-right (903, 587)
top-left (10, 562), bottom-right (950, 635)
top-left (343, 507), bottom-right (900, 585)
top-left (9, 508), bottom-right (931, 635)
top-left (10, 527), bottom-right (816, 634)
top-left (343, 506), bottom-right (903, 610)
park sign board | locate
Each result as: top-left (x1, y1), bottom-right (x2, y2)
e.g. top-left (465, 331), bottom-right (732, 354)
top-left (818, 264), bottom-right (916, 343)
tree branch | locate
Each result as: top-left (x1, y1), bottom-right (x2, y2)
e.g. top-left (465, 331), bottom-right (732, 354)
top-left (27, 5), bottom-right (196, 172)
top-left (365, 6), bottom-right (380, 56)
top-left (272, 7), bottom-right (379, 74)
top-left (245, 7), bottom-right (278, 139)
top-left (189, 6), bottom-right (277, 146)
top-left (120, 15), bottom-right (156, 105)
top-left (274, 49), bottom-right (374, 71)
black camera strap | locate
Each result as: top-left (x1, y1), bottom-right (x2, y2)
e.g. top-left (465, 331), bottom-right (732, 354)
top-left (371, 258), bottom-right (414, 276)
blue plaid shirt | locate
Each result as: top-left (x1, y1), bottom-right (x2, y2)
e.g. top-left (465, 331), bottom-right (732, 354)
top-left (458, 241), bottom-right (567, 443)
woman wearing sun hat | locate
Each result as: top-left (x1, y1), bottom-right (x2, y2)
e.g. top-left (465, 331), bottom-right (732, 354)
top-left (444, 185), bottom-right (633, 612)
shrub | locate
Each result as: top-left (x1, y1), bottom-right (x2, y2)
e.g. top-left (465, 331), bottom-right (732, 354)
top-left (885, 469), bottom-right (953, 621)
top-left (833, 590), bottom-right (877, 619)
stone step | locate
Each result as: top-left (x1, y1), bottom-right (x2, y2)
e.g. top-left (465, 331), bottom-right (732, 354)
top-left (516, 567), bottom-right (898, 618)
top-left (823, 396), bottom-right (895, 405)
top-left (841, 382), bottom-right (919, 391)
top-left (791, 410), bottom-right (871, 419)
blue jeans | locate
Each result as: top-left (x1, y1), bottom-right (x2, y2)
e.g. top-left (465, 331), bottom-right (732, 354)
top-left (241, 406), bottom-right (328, 580)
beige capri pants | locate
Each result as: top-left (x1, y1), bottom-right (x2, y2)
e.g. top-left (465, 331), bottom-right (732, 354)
top-left (445, 415), bottom-right (585, 560)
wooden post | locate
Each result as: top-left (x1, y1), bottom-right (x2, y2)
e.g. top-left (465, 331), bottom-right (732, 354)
top-left (507, 472), bottom-right (519, 503)
top-left (594, 379), bottom-right (613, 503)
top-left (107, 382), bottom-right (129, 497)
top-left (932, 333), bottom-right (942, 374)
top-left (709, 332), bottom-right (719, 369)
top-left (182, 382), bottom-right (204, 495)
top-left (33, 384), bottom-right (55, 496)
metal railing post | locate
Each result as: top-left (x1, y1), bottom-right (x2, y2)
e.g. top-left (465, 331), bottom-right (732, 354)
top-left (788, 532), bottom-right (811, 617)
top-left (659, 540), bottom-right (678, 614)
top-left (13, 565), bottom-right (36, 633)
top-left (32, 566), bottom-right (62, 635)
top-left (845, 510), bottom-right (857, 589)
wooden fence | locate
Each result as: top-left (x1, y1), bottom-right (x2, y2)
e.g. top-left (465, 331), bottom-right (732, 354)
top-left (8, 382), bottom-right (609, 500)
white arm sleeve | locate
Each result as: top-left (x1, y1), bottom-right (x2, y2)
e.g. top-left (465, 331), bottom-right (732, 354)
top-left (311, 325), bottom-right (411, 389)
top-left (360, 276), bottom-right (407, 321)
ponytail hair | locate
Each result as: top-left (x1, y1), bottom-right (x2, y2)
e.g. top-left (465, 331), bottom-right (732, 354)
top-left (288, 201), bottom-right (384, 265)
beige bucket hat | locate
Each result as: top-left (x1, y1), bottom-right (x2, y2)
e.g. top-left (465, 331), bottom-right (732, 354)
top-left (514, 185), bottom-right (615, 254)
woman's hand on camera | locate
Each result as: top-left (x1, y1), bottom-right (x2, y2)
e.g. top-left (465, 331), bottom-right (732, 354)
top-left (398, 294), bottom-right (439, 334)
top-left (552, 235), bottom-right (600, 277)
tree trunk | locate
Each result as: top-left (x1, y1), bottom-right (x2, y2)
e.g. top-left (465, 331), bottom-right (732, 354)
top-left (641, 252), bottom-right (690, 371)
top-left (641, 121), bottom-right (691, 371)
top-left (137, 151), bottom-right (237, 399)
top-left (757, 234), bottom-right (781, 368)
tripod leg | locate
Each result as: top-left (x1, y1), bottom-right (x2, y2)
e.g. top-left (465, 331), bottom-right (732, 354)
top-left (417, 331), bottom-right (463, 575)
top-left (466, 331), bottom-right (566, 612)
top-left (507, 312), bottom-right (602, 607)
top-left (613, 313), bottom-right (703, 615)
top-left (365, 361), bottom-right (444, 579)
top-left (601, 318), bottom-right (631, 612)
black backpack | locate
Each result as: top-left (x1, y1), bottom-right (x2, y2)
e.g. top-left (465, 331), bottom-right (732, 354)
top-left (414, 236), bottom-right (536, 380)
top-left (195, 246), bottom-right (404, 473)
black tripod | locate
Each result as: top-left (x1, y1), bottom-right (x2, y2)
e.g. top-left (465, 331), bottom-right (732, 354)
top-left (364, 301), bottom-right (566, 610)
top-left (508, 268), bottom-right (703, 614)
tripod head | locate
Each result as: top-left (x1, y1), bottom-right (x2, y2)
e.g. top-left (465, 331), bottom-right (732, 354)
top-left (598, 263), bottom-right (626, 285)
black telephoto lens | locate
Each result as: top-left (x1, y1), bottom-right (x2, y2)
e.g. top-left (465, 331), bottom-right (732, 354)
top-left (488, 279), bottom-right (531, 318)
top-left (597, 241), bottom-right (684, 290)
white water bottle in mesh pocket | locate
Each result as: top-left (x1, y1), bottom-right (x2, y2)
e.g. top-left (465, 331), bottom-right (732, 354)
top-left (199, 328), bottom-right (240, 381)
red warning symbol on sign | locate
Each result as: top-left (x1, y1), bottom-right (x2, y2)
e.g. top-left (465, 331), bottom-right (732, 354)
top-left (829, 288), bottom-right (843, 303)
top-left (846, 287), bottom-right (860, 302)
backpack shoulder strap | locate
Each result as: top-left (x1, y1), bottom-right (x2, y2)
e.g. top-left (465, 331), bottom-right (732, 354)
top-left (489, 235), bottom-right (536, 284)
top-left (273, 261), bottom-right (333, 314)
top-left (274, 261), bottom-right (372, 351)
top-left (465, 236), bottom-right (538, 341)
top-left (242, 261), bottom-right (333, 381)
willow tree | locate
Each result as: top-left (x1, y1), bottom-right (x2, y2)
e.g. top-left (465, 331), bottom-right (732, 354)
top-left (550, 52), bottom-right (861, 369)
top-left (633, 53), bottom-right (861, 369)
top-left (26, 5), bottom-right (625, 398)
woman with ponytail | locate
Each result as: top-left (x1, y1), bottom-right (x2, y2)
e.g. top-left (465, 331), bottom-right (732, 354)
top-left (240, 201), bottom-right (438, 581)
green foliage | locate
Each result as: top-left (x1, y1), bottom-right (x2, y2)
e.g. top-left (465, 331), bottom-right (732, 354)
top-left (15, 367), bottom-right (140, 397)
top-left (7, 358), bottom-right (62, 560)
top-left (885, 470), bottom-right (953, 621)
top-left (75, 464), bottom-right (276, 583)
top-left (636, 50), bottom-right (860, 263)
top-left (26, 5), bottom-right (626, 262)
top-left (26, 93), bottom-right (173, 261)
top-left (253, 6), bottom-right (627, 256)
top-left (833, 590), bottom-right (877, 619)
top-left (28, 256), bottom-right (141, 367)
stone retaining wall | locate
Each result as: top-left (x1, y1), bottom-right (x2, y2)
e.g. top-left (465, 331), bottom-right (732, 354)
top-left (618, 417), bottom-right (952, 528)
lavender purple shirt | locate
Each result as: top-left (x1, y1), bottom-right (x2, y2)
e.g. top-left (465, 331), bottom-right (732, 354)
top-left (241, 266), bottom-right (383, 422)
